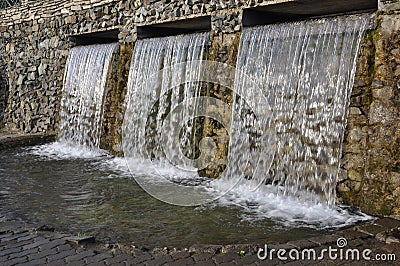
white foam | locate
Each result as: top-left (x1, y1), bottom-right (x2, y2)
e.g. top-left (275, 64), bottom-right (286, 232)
top-left (29, 141), bottom-right (109, 160)
top-left (124, 158), bottom-right (209, 185)
top-left (207, 180), bottom-right (373, 229)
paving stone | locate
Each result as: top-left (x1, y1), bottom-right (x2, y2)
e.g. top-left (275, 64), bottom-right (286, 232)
top-left (346, 238), bottom-right (367, 248)
top-left (374, 218), bottom-right (400, 230)
top-left (28, 247), bottom-right (58, 260)
top-left (166, 256), bottom-right (195, 266)
top-left (308, 235), bottom-right (339, 246)
top-left (356, 224), bottom-right (386, 236)
top-left (47, 258), bottom-right (71, 266)
top-left (287, 240), bottom-right (319, 250)
top-left (17, 257), bottom-right (47, 266)
top-left (147, 254), bottom-right (173, 266)
top-left (17, 234), bottom-right (35, 242)
top-left (104, 254), bottom-right (134, 265)
top-left (132, 250), bottom-right (153, 261)
top-left (238, 254), bottom-right (259, 264)
top-left (1, 231), bottom-right (30, 242)
top-left (84, 252), bottom-right (114, 264)
top-left (213, 252), bottom-right (239, 264)
top-left (219, 262), bottom-right (238, 266)
top-left (57, 243), bottom-right (75, 252)
top-left (193, 260), bottom-right (215, 266)
top-left (126, 255), bottom-right (155, 265)
top-left (192, 252), bottom-right (214, 262)
top-left (0, 233), bottom-right (13, 241)
top-left (338, 229), bottom-right (371, 240)
top-left (38, 238), bottom-right (66, 251)
top-left (380, 242), bottom-right (400, 253)
top-left (0, 255), bottom-right (9, 262)
top-left (171, 250), bottom-right (191, 260)
top-left (87, 261), bottom-right (107, 266)
top-left (66, 259), bottom-right (87, 266)
top-left (106, 263), bottom-right (125, 266)
top-left (3, 238), bottom-right (36, 250)
top-left (47, 248), bottom-right (76, 262)
top-left (0, 246), bottom-right (23, 257)
top-left (7, 247), bottom-right (38, 260)
top-left (22, 237), bottom-right (50, 250)
top-left (3, 256), bottom-right (28, 266)
top-left (65, 250), bottom-right (96, 262)
top-left (283, 260), bottom-right (306, 265)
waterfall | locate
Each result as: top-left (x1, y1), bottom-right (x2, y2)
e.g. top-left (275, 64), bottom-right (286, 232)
top-left (123, 33), bottom-right (209, 169)
top-left (59, 43), bottom-right (118, 149)
top-left (224, 14), bottom-right (369, 206)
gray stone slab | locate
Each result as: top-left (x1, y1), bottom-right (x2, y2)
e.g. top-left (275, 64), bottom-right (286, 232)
top-left (287, 240), bottom-right (319, 250)
top-left (308, 234), bottom-right (340, 245)
top-left (374, 218), bottom-right (400, 230)
top-left (47, 248), bottom-right (76, 262)
top-left (356, 224), bottom-right (386, 236)
top-left (7, 247), bottom-right (38, 260)
top-left (104, 254), bottom-right (134, 265)
top-left (65, 250), bottom-right (96, 262)
top-left (38, 238), bottom-right (66, 251)
top-left (22, 237), bottom-right (50, 250)
top-left (28, 247), bottom-right (58, 260)
top-left (84, 252), bottom-right (114, 264)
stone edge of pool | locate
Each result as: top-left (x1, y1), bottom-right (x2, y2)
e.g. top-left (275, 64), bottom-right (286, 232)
top-left (0, 217), bottom-right (399, 265)
top-left (0, 132), bottom-right (56, 150)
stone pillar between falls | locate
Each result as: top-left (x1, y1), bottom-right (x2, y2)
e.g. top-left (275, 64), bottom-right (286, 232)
top-left (198, 10), bottom-right (242, 178)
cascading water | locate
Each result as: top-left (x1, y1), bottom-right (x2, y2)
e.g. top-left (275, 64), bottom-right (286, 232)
top-left (121, 16), bottom-right (372, 226)
top-left (123, 33), bottom-right (209, 174)
top-left (58, 43), bottom-right (118, 150)
top-left (222, 14), bottom-right (370, 207)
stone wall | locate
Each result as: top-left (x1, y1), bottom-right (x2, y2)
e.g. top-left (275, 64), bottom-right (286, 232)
top-left (0, 0), bottom-right (399, 215)
top-left (338, 0), bottom-right (400, 215)
top-left (0, 0), bottom-right (122, 133)
top-left (0, 38), bottom-right (7, 127)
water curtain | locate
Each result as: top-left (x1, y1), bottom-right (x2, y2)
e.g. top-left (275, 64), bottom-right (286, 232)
top-left (227, 14), bottom-right (369, 206)
top-left (59, 43), bottom-right (118, 149)
top-left (123, 33), bottom-right (209, 169)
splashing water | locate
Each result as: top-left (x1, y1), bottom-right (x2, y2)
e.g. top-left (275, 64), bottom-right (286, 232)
top-left (58, 43), bottom-right (118, 150)
top-left (123, 33), bottom-right (209, 174)
top-left (220, 14), bottom-right (370, 207)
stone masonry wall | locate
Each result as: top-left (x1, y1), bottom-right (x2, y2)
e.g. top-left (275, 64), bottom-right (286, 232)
top-left (0, 0), bottom-right (399, 215)
top-left (0, 0), bottom-right (122, 133)
top-left (0, 40), bottom-right (7, 127)
top-left (338, 0), bottom-right (400, 215)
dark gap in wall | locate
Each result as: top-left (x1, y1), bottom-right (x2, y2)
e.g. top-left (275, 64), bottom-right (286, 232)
top-left (243, 0), bottom-right (378, 26)
top-left (69, 29), bottom-right (119, 46)
top-left (137, 16), bottom-right (211, 39)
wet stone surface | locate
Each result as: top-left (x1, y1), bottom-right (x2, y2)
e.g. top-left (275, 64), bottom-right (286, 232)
top-left (0, 217), bottom-right (400, 265)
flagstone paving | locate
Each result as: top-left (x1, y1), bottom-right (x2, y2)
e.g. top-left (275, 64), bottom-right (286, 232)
top-left (0, 217), bottom-right (399, 265)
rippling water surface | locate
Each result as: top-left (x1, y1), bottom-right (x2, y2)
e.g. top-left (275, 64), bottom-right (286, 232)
top-left (0, 143), bottom-right (371, 248)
